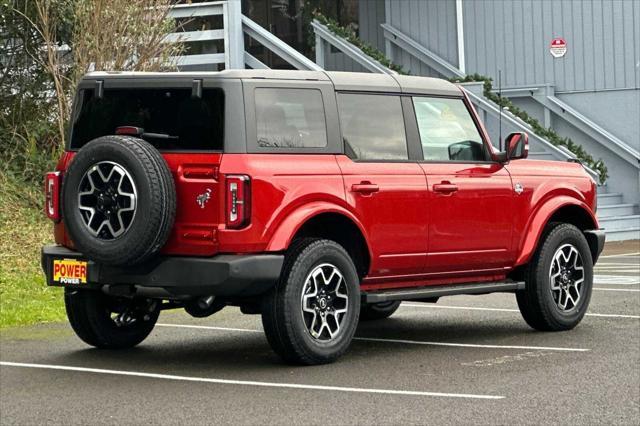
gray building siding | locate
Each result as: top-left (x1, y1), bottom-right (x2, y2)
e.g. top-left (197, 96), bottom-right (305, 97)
top-left (385, 0), bottom-right (459, 76)
top-left (463, 0), bottom-right (639, 92)
top-left (359, 0), bottom-right (386, 50)
top-left (324, 50), bottom-right (368, 73)
top-left (557, 89), bottom-right (640, 152)
top-left (320, 0), bottom-right (385, 75)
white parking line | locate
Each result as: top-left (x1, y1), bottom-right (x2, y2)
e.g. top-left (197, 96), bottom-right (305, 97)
top-left (592, 288), bottom-right (640, 292)
top-left (595, 268), bottom-right (639, 272)
top-left (594, 275), bottom-right (640, 285)
top-left (400, 303), bottom-right (640, 319)
top-left (595, 263), bottom-right (640, 266)
top-left (599, 252), bottom-right (640, 258)
top-left (156, 324), bottom-right (590, 352)
top-left (353, 337), bottom-right (589, 352)
top-left (0, 361), bottom-right (504, 400)
top-left (594, 267), bottom-right (640, 271)
top-left (158, 323), bottom-right (260, 333)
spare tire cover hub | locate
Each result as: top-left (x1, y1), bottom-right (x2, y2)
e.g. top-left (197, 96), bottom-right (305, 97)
top-left (77, 161), bottom-right (137, 240)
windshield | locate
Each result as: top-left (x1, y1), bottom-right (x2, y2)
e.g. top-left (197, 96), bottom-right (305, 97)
top-left (70, 87), bottom-right (224, 151)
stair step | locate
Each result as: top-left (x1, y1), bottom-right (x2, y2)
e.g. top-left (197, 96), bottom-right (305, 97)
top-left (599, 215), bottom-right (640, 232)
top-left (598, 204), bottom-right (639, 218)
top-left (597, 192), bottom-right (624, 206)
top-left (603, 227), bottom-right (640, 242)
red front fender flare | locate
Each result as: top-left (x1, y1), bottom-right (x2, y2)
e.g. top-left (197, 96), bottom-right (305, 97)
top-left (515, 196), bottom-right (598, 266)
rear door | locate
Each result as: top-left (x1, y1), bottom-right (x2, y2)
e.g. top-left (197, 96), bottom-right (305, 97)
top-left (70, 78), bottom-right (232, 256)
top-left (411, 95), bottom-right (514, 274)
top-left (335, 93), bottom-right (428, 279)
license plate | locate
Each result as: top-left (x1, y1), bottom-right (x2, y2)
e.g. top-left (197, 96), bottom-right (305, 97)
top-left (52, 259), bottom-right (88, 285)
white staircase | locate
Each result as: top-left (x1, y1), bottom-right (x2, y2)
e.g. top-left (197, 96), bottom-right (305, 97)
top-left (597, 187), bottom-right (640, 241)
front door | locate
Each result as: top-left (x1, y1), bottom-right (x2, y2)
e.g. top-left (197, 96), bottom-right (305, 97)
top-left (411, 95), bottom-right (514, 274)
top-left (335, 93), bottom-right (428, 279)
top-left (423, 163), bottom-right (513, 273)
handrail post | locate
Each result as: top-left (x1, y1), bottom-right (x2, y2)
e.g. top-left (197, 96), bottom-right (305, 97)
top-left (315, 34), bottom-right (325, 68)
top-left (226, 0), bottom-right (244, 69)
top-left (539, 85), bottom-right (554, 129)
top-left (384, 0), bottom-right (393, 61)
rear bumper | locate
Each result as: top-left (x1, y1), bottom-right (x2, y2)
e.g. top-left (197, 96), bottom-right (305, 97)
top-left (41, 245), bottom-right (283, 298)
top-left (584, 229), bottom-right (606, 264)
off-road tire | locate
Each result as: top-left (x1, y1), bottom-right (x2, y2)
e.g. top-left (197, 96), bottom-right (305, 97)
top-left (516, 223), bottom-right (593, 331)
top-left (261, 238), bottom-right (360, 365)
top-left (64, 289), bottom-right (159, 349)
top-left (62, 135), bottom-right (176, 265)
top-left (360, 301), bottom-right (401, 321)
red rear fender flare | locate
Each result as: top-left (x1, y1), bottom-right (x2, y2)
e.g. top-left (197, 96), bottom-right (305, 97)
top-left (266, 202), bottom-right (371, 257)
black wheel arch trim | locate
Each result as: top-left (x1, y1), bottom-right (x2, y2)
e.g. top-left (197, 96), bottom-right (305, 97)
top-left (583, 229), bottom-right (605, 264)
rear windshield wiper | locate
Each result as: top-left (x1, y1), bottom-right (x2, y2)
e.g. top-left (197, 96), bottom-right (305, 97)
top-left (140, 132), bottom-right (179, 141)
top-left (115, 126), bottom-right (179, 141)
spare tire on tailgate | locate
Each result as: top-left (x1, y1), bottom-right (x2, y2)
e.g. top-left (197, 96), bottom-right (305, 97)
top-left (62, 135), bottom-right (176, 265)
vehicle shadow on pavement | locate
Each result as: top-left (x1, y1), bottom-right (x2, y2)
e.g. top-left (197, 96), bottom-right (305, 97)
top-left (38, 316), bottom-right (566, 372)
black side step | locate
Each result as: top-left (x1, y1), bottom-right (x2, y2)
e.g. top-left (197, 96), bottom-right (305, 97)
top-left (363, 281), bottom-right (525, 303)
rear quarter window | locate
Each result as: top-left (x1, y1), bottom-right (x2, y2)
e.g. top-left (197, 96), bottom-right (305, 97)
top-left (254, 88), bottom-right (328, 148)
top-left (70, 87), bottom-right (224, 151)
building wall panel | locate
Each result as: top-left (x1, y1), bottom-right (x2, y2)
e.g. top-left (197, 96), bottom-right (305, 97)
top-left (463, 0), bottom-right (639, 92)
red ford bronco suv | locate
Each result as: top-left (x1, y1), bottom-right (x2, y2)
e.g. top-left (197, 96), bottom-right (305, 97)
top-left (42, 70), bottom-right (605, 365)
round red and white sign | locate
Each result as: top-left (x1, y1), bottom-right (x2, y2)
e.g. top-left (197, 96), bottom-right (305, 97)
top-left (550, 37), bottom-right (567, 58)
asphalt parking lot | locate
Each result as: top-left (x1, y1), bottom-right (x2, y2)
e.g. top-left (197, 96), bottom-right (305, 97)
top-left (1, 241), bottom-right (638, 425)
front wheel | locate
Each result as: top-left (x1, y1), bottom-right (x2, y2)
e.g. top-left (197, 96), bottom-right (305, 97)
top-left (65, 289), bottom-right (160, 349)
top-left (516, 223), bottom-right (593, 331)
top-left (261, 239), bottom-right (360, 365)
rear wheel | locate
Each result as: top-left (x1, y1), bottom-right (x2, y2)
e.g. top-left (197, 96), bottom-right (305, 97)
top-left (516, 223), bottom-right (593, 331)
top-left (261, 239), bottom-right (360, 365)
top-left (360, 301), bottom-right (401, 321)
top-left (65, 289), bottom-right (160, 349)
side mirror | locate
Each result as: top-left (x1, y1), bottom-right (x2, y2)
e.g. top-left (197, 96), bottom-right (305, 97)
top-left (505, 132), bottom-right (529, 161)
top-left (448, 140), bottom-right (484, 161)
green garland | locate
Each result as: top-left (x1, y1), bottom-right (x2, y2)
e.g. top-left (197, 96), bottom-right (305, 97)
top-left (313, 12), bottom-right (607, 183)
top-left (313, 12), bottom-right (407, 74)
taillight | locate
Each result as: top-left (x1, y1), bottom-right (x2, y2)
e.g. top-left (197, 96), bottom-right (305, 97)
top-left (225, 175), bottom-right (250, 229)
top-left (44, 171), bottom-right (61, 221)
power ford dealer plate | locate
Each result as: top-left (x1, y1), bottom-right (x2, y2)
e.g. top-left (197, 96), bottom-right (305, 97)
top-left (52, 258), bottom-right (88, 285)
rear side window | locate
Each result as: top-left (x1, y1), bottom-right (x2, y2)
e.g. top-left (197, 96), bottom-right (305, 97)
top-left (70, 88), bottom-right (224, 151)
top-left (255, 88), bottom-right (327, 148)
top-left (336, 93), bottom-right (408, 161)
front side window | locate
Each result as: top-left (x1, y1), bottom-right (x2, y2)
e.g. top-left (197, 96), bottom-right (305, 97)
top-left (255, 88), bottom-right (327, 148)
top-left (336, 93), bottom-right (408, 161)
top-left (412, 97), bottom-right (487, 162)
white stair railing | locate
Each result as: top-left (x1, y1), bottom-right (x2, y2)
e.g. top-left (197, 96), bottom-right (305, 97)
top-left (311, 20), bottom-right (395, 75)
top-left (166, 1), bottom-right (318, 71)
top-left (241, 15), bottom-right (321, 71)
